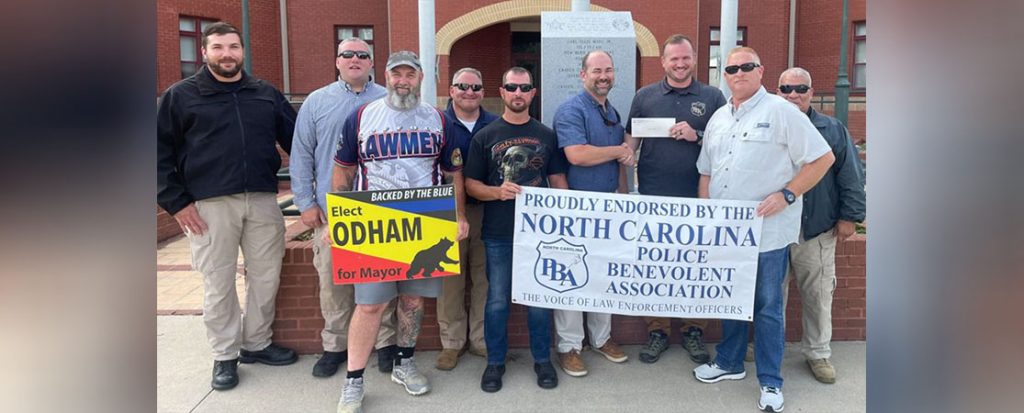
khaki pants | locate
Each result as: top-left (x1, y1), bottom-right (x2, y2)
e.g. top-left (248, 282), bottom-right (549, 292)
top-left (783, 230), bottom-right (837, 360)
top-left (188, 193), bottom-right (284, 361)
top-left (312, 226), bottom-right (396, 352)
top-left (436, 203), bottom-right (487, 351)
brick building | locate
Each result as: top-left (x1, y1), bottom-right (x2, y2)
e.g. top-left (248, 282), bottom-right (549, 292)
top-left (156, 0), bottom-right (867, 348)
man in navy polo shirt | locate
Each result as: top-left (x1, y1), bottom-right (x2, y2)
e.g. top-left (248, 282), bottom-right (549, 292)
top-left (435, 67), bottom-right (499, 371)
top-left (625, 34), bottom-right (727, 366)
top-left (551, 49), bottom-right (633, 378)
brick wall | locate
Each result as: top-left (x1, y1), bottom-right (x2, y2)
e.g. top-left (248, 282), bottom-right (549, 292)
top-left (273, 223), bottom-right (867, 354)
top-left (157, 206), bottom-right (184, 242)
top-left (156, 0), bottom-right (284, 95)
top-left (285, 0), bottom-right (390, 95)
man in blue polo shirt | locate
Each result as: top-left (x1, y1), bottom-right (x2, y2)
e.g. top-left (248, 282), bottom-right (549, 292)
top-left (435, 67), bottom-right (499, 371)
top-left (625, 34), bottom-right (727, 366)
top-left (551, 49), bottom-right (633, 378)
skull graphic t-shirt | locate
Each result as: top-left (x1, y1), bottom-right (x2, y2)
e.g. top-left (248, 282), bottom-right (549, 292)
top-left (463, 117), bottom-right (568, 240)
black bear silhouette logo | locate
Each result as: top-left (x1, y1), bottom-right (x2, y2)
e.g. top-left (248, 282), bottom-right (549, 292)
top-left (406, 237), bottom-right (459, 279)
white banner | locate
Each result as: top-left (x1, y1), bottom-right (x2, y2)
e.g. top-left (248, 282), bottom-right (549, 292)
top-left (511, 187), bottom-right (763, 321)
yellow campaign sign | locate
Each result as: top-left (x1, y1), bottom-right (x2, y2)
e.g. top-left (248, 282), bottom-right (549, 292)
top-left (327, 184), bottom-right (461, 285)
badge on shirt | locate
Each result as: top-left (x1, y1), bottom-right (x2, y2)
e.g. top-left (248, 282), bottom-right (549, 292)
top-left (756, 122), bottom-right (771, 128)
top-left (690, 101), bottom-right (707, 117)
top-left (451, 147), bottom-right (463, 167)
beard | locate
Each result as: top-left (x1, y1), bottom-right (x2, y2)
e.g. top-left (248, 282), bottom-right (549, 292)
top-left (587, 80), bottom-right (613, 96)
top-left (387, 84), bottom-right (421, 110)
top-left (208, 58), bottom-right (242, 78)
top-left (503, 97), bottom-right (530, 113)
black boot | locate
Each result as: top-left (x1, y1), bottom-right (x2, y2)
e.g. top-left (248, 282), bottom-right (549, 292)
top-left (239, 343), bottom-right (298, 366)
top-left (377, 344), bottom-right (397, 373)
top-left (312, 350), bottom-right (347, 377)
top-left (211, 359), bottom-right (239, 390)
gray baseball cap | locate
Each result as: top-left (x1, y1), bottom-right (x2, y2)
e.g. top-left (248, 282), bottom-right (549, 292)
top-left (385, 51), bottom-right (422, 71)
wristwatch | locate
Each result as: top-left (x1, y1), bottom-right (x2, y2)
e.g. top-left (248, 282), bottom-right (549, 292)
top-left (695, 130), bottom-right (704, 144)
top-left (780, 188), bottom-right (796, 205)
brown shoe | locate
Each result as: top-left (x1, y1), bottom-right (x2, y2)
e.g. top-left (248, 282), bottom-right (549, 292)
top-left (807, 358), bottom-right (836, 383)
top-left (435, 348), bottom-right (462, 371)
top-left (593, 340), bottom-right (628, 363)
top-left (557, 350), bottom-right (588, 377)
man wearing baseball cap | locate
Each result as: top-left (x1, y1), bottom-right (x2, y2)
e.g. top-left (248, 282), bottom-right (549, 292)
top-left (330, 50), bottom-right (468, 413)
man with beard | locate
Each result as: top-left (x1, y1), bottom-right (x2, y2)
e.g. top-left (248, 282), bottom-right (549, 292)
top-left (776, 67), bottom-right (865, 384)
top-left (550, 50), bottom-right (631, 378)
top-left (624, 34), bottom-right (727, 366)
top-left (157, 21), bottom-right (298, 391)
top-left (331, 51), bottom-right (468, 413)
top-left (692, 47), bottom-right (834, 413)
top-left (464, 67), bottom-right (569, 393)
top-left (289, 37), bottom-right (399, 379)
top-left (434, 67), bottom-right (498, 371)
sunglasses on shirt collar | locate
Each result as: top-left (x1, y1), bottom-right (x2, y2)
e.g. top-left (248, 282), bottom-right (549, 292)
top-left (598, 106), bottom-right (621, 127)
top-left (338, 50), bottom-right (371, 60)
top-left (452, 83), bottom-right (483, 92)
top-left (502, 83), bottom-right (534, 92)
top-left (779, 84), bottom-right (811, 94)
top-left (723, 62), bottom-right (761, 75)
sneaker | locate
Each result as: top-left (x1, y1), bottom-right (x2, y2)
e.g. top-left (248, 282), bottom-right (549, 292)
top-left (557, 349), bottom-right (588, 377)
top-left (336, 377), bottom-right (364, 413)
top-left (807, 358), bottom-right (836, 384)
top-left (758, 386), bottom-right (785, 412)
top-left (435, 348), bottom-right (463, 371)
top-left (593, 340), bottom-right (628, 363)
top-left (693, 362), bottom-right (746, 383)
top-left (239, 343), bottom-right (298, 366)
top-left (480, 364), bottom-right (505, 393)
top-left (639, 330), bottom-right (669, 364)
top-left (391, 357), bottom-right (430, 395)
top-left (377, 344), bottom-right (396, 373)
top-left (534, 362), bottom-right (559, 389)
top-left (211, 359), bottom-right (239, 390)
top-left (745, 342), bottom-right (755, 362)
top-left (313, 351), bottom-right (347, 377)
top-left (682, 328), bottom-right (710, 363)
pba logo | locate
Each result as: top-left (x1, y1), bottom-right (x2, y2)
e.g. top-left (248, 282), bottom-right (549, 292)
top-left (534, 238), bottom-right (589, 293)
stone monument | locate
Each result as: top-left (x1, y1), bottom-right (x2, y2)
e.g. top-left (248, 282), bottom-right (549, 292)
top-left (540, 11), bottom-right (636, 128)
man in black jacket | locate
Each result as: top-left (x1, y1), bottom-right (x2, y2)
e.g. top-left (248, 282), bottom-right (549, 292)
top-left (157, 21), bottom-right (298, 391)
top-left (777, 67), bottom-right (866, 384)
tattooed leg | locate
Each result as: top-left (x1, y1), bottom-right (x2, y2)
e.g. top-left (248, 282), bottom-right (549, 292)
top-left (396, 295), bottom-right (424, 347)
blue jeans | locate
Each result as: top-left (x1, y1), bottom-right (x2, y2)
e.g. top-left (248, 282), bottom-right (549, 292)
top-left (482, 238), bottom-right (552, 365)
top-left (714, 246), bottom-right (790, 388)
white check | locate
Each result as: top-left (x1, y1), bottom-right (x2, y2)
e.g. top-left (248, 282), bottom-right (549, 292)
top-left (630, 117), bottom-right (676, 138)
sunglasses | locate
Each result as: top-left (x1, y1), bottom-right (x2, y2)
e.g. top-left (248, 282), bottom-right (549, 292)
top-left (452, 83), bottom-right (483, 92)
top-left (598, 106), bottom-right (622, 127)
top-left (337, 50), bottom-right (371, 60)
top-left (723, 62), bottom-right (761, 75)
top-left (502, 83), bottom-right (534, 92)
top-left (779, 84), bottom-right (810, 94)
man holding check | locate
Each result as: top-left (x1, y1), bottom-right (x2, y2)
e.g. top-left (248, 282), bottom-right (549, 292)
top-left (624, 34), bottom-right (727, 366)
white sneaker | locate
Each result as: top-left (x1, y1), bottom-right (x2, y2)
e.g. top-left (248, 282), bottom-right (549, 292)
top-left (758, 386), bottom-right (785, 412)
top-left (336, 377), bottom-right (364, 413)
top-left (391, 357), bottom-right (430, 395)
top-left (693, 362), bottom-right (746, 383)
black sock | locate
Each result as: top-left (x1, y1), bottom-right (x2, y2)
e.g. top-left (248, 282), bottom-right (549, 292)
top-left (395, 346), bottom-right (415, 360)
top-left (346, 368), bottom-right (364, 379)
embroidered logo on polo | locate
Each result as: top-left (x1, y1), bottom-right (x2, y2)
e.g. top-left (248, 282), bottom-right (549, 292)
top-left (690, 101), bottom-right (707, 117)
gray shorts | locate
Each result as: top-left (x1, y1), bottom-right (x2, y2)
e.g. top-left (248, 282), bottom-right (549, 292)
top-left (354, 277), bottom-right (444, 305)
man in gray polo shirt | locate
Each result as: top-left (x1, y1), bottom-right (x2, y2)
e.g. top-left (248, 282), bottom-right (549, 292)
top-left (289, 37), bottom-right (398, 379)
top-left (624, 34), bottom-right (727, 366)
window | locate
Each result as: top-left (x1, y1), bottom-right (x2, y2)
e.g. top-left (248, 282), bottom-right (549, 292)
top-left (709, 27), bottom-right (747, 87)
top-left (852, 21), bottom-right (866, 89)
top-left (179, 16), bottom-right (218, 79)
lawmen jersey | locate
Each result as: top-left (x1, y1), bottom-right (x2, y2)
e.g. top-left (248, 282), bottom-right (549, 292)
top-left (334, 99), bottom-right (460, 190)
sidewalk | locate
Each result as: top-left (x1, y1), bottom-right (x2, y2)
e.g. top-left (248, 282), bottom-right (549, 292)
top-left (158, 315), bottom-right (865, 413)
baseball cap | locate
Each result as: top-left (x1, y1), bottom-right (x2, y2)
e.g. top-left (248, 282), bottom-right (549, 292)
top-left (385, 51), bottom-right (422, 71)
